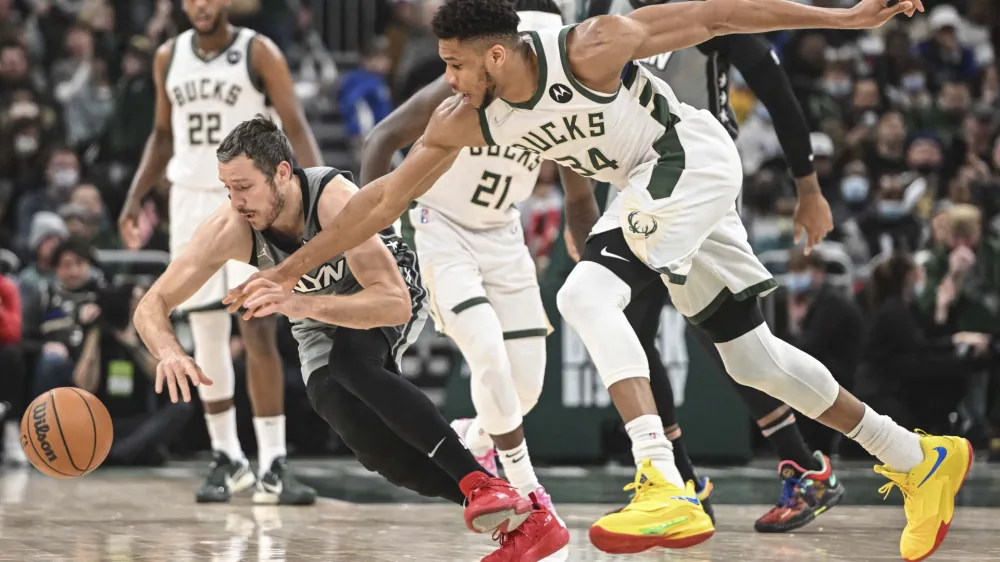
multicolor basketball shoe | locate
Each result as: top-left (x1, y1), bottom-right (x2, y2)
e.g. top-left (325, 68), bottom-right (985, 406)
top-left (755, 451), bottom-right (845, 533)
top-left (589, 460), bottom-right (715, 554)
top-left (874, 433), bottom-right (972, 562)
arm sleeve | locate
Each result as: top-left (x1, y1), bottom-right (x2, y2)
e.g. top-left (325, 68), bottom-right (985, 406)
top-left (722, 34), bottom-right (815, 178)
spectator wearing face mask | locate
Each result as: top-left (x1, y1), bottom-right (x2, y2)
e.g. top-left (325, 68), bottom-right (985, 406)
top-left (856, 254), bottom-right (992, 437)
top-left (920, 203), bottom-right (1000, 337)
top-left (858, 173), bottom-right (923, 259)
top-left (863, 110), bottom-right (910, 183)
top-left (930, 80), bottom-right (973, 144)
top-left (773, 248), bottom-right (864, 447)
top-left (14, 146), bottom-right (80, 245)
top-left (903, 134), bottom-right (947, 219)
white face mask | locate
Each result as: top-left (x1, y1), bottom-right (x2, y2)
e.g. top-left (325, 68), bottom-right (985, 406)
top-left (14, 135), bottom-right (39, 155)
top-left (51, 168), bottom-right (80, 189)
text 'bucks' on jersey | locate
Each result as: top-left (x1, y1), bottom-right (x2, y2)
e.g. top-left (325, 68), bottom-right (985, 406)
top-left (165, 28), bottom-right (268, 189)
top-left (478, 25), bottom-right (684, 194)
top-left (249, 167), bottom-right (426, 376)
top-left (417, 145), bottom-right (543, 230)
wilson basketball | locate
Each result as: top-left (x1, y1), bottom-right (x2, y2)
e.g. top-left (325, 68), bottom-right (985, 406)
top-left (20, 388), bottom-right (114, 478)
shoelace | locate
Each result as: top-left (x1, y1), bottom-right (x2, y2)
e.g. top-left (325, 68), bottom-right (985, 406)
top-left (876, 428), bottom-right (926, 501)
top-left (469, 477), bottom-right (511, 502)
top-left (492, 512), bottom-right (540, 549)
top-left (776, 476), bottom-right (802, 508)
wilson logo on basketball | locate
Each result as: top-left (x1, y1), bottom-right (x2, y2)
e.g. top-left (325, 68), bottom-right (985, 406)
top-left (32, 402), bottom-right (58, 462)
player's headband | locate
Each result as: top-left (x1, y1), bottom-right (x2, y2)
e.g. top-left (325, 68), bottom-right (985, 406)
top-left (517, 11), bottom-right (564, 32)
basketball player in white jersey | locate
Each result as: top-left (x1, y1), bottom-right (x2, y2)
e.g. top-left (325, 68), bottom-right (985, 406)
top-left (230, 1), bottom-right (972, 560)
top-left (361, 1), bottom-right (595, 524)
top-left (118, 0), bottom-right (323, 505)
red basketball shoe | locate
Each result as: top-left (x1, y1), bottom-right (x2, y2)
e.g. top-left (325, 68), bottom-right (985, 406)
top-left (461, 472), bottom-right (533, 533)
top-left (482, 496), bottom-right (570, 562)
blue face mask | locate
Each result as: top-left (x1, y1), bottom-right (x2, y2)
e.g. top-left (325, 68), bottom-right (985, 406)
top-left (902, 73), bottom-right (926, 93)
top-left (784, 272), bottom-right (813, 294)
top-left (877, 200), bottom-right (907, 221)
top-left (841, 176), bottom-right (869, 202)
top-left (912, 280), bottom-right (925, 297)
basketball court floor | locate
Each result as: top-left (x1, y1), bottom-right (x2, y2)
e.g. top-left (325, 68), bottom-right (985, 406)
top-left (1, 459), bottom-right (998, 561)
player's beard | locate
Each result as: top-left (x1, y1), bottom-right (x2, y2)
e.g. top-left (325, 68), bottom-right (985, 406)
top-left (261, 179), bottom-right (286, 229)
top-left (194, 9), bottom-right (226, 36)
top-left (481, 69), bottom-right (497, 109)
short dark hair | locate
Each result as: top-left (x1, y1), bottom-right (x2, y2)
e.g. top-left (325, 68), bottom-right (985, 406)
top-left (52, 238), bottom-right (94, 267)
top-left (216, 114), bottom-right (293, 181)
top-left (432, 0), bottom-right (520, 42)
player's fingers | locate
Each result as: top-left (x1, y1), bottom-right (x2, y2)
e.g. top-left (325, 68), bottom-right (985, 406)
top-left (225, 293), bottom-right (247, 313)
top-left (794, 223), bottom-right (804, 245)
top-left (178, 373), bottom-right (191, 403)
top-left (154, 369), bottom-right (164, 394)
top-left (253, 304), bottom-right (280, 318)
top-left (911, 0), bottom-right (924, 12)
top-left (195, 365), bottom-right (213, 386)
top-left (242, 305), bottom-right (258, 322)
top-left (242, 278), bottom-right (275, 295)
top-left (890, 1), bottom-right (912, 16)
top-left (165, 371), bottom-right (179, 403)
top-left (244, 290), bottom-right (280, 310)
top-left (221, 289), bottom-right (240, 305)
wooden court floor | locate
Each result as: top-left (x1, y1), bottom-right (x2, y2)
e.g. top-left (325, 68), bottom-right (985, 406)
top-left (0, 467), bottom-right (998, 561)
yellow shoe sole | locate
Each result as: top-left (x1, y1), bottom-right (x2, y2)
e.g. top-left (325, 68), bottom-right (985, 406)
top-left (589, 525), bottom-right (715, 554)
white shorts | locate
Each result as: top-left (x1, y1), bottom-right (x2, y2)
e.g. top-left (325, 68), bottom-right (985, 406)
top-left (169, 185), bottom-right (258, 312)
top-left (410, 205), bottom-right (550, 339)
top-left (592, 105), bottom-right (776, 322)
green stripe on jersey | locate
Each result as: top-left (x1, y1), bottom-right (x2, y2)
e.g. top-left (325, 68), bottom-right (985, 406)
top-left (646, 93), bottom-right (685, 200)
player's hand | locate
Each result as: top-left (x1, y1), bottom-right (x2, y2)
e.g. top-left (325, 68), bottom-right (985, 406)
top-left (155, 354), bottom-right (213, 403)
top-left (849, 0), bottom-right (923, 29)
top-left (118, 202), bottom-right (143, 250)
top-left (793, 188), bottom-right (833, 254)
top-left (223, 268), bottom-right (298, 314)
top-left (241, 279), bottom-right (307, 320)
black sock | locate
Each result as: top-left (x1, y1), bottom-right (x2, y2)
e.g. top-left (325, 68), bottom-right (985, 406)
top-left (761, 410), bottom-right (821, 471)
top-left (670, 434), bottom-right (700, 486)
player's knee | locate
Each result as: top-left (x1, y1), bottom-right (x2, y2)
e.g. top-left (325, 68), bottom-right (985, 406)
top-left (557, 261), bottom-right (632, 325)
top-left (188, 310), bottom-right (236, 402)
top-left (506, 338), bottom-right (545, 415)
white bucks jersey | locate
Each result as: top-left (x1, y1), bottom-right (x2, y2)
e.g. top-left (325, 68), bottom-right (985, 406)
top-left (417, 146), bottom-right (542, 230)
top-left (165, 28), bottom-right (268, 189)
top-left (479, 26), bottom-right (684, 191)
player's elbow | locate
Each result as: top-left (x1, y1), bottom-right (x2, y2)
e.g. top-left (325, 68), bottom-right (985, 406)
top-left (383, 285), bottom-right (413, 328)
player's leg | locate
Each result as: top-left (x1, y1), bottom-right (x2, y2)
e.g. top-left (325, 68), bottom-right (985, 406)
top-left (483, 227), bottom-right (559, 516)
top-left (234, 302), bottom-right (316, 505)
top-left (411, 211), bottom-right (530, 484)
top-left (676, 207), bottom-right (969, 561)
top-left (623, 282), bottom-right (713, 521)
top-left (305, 367), bottom-right (466, 505)
top-left (327, 325), bottom-right (534, 533)
top-left (688, 326), bottom-right (844, 532)
top-left (171, 186), bottom-right (254, 502)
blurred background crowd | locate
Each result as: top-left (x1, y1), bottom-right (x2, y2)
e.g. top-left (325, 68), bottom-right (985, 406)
top-left (0, 0), bottom-right (999, 468)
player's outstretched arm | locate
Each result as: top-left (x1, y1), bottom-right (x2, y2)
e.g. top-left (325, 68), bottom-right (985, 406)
top-left (264, 97), bottom-right (480, 286)
top-left (135, 205), bottom-right (249, 361)
top-left (118, 40), bottom-right (175, 249)
top-left (571, 0), bottom-right (921, 85)
top-left (252, 35), bottom-right (324, 167)
top-left (361, 76), bottom-right (453, 185)
top-left (558, 166), bottom-right (598, 256)
top-left (243, 176), bottom-right (413, 328)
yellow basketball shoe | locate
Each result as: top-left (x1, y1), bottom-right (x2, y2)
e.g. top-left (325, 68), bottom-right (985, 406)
top-left (873, 433), bottom-right (973, 562)
top-left (589, 460), bottom-right (715, 554)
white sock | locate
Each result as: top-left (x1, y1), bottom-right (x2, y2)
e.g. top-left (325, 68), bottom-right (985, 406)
top-left (3, 420), bottom-right (26, 462)
top-left (205, 408), bottom-right (244, 462)
top-left (625, 414), bottom-right (684, 488)
top-left (464, 418), bottom-right (496, 455)
top-left (497, 440), bottom-right (541, 497)
top-left (847, 404), bottom-right (924, 473)
top-left (253, 416), bottom-right (287, 473)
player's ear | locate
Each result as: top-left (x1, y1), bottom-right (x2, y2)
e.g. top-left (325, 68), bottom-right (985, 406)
top-left (276, 160), bottom-right (292, 182)
top-left (487, 43), bottom-right (507, 69)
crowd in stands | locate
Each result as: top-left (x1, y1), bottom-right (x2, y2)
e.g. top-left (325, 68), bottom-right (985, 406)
top-left (1, 0), bottom-right (999, 467)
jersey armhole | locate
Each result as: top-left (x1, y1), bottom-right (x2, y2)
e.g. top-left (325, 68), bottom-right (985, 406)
top-left (163, 38), bottom-right (179, 84)
top-left (246, 34), bottom-right (267, 95)
top-left (248, 231), bottom-right (259, 268)
top-left (557, 25), bottom-right (619, 104)
top-left (310, 169), bottom-right (344, 232)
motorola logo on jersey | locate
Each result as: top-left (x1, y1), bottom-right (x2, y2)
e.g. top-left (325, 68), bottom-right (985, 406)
top-left (295, 259), bottom-right (347, 293)
top-left (226, 50), bottom-right (242, 65)
top-left (548, 84), bottom-right (573, 103)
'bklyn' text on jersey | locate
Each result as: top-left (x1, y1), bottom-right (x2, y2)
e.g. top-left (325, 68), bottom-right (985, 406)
top-left (294, 259), bottom-right (346, 294)
top-left (171, 79), bottom-right (243, 108)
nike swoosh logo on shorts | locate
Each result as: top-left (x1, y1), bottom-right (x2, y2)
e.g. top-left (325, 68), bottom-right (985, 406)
top-left (601, 247), bottom-right (631, 263)
top-left (918, 446), bottom-right (948, 488)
